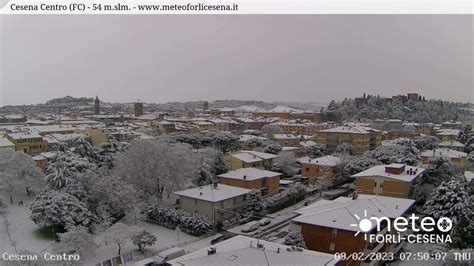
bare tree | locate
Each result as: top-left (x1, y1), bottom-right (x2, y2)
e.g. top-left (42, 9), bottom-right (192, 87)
top-left (105, 222), bottom-right (138, 256)
top-left (113, 139), bottom-right (200, 202)
top-left (0, 150), bottom-right (44, 204)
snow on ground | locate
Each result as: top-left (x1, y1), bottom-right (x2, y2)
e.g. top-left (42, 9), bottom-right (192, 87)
top-left (0, 190), bottom-right (53, 255)
top-left (0, 189), bottom-right (201, 265)
top-left (86, 220), bottom-right (198, 264)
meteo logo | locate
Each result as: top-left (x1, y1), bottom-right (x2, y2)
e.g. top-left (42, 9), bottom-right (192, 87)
top-left (350, 210), bottom-right (453, 244)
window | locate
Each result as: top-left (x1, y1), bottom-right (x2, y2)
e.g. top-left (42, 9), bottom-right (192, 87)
top-left (305, 167), bottom-right (310, 172)
top-left (380, 183), bottom-right (384, 188)
top-left (329, 242), bottom-right (335, 251)
top-left (374, 182), bottom-right (377, 188)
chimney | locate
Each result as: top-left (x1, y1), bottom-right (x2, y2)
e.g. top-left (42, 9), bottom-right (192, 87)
top-left (213, 182), bottom-right (218, 189)
top-left (199, 191), bottom-right (203, 195)
top-left (243, 175), bottom-right (247, 180)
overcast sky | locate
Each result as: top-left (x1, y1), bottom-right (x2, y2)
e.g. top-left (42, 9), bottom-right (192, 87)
top-left (0, 15), bottom-right (472, 106)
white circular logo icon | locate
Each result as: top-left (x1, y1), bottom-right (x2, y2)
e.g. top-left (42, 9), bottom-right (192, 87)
top-left (359, 218), bottom-right (373, 232)
top-left (437, 217), bottom-right (453, 232)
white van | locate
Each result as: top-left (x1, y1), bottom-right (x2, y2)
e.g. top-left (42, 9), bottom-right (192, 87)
top-left (241, 221), bottom-right (260, 233)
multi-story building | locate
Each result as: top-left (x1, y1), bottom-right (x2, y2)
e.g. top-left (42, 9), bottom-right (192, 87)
top-left (5, 132), bottom-right (46, 155)
top-left (218, 167), bottom-right (280, 196)
top-left (370, 119), bottom-right (403, 132)
top-left (316, 125), bottom-right (382, 155)
top-left (421, 148), bottom-right (467, 164)
top-left (225, 150), bottom-right (277, 170)
top-left (297, 155), bottom-right (342, 186)
top-left (291, 195), bottom-right (415, 266)
top-left (272, 134), bottom-right (299, 146)
top-left (438, 140), bottom-right (465, 152)
top-left (435, 129), bottom-right (460, 142)
top-left (174, 183), bottom-right (250, 222)
top-left (353, 163), bottom-right (425, 199)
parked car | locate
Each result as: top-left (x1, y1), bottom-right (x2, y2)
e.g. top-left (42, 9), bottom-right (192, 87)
top-left (241, 221), bottom-right (260, 233)
top-left (259, 218), bottom-right (271, 226)
top-left (210, 234), bottom-right (228, 245)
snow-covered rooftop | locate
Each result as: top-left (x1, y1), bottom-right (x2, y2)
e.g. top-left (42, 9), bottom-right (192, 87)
top-left (352, 164), bottom-right (425, 182)
top-left (293, 195), bottom-right (415, 232)
top-left (438, 141), bottom-right (465, 148)
top-left (6, 132), bottom-right (42, 140)
top-left (273, 134), bottom-right (297, 140)
top-left (299, 140), bottom-right (316, 147)
top-left (436, 129), bottom-right (460, 136)
top-left (230, 153), bottom-right (262, 164)
top-left (421, 148), bottom-right (467, 159)
top-left (238, 134), bottom-right (268, 142)
top-left (174, 184), bottom-right (250, 202)
top-left (319, 125), bottom-right (378, 134)
top-left (240, 150), bottom-right (278, 160)
top-left (168, 235), bottom-right (338, 266)
top-left (297, 155), bottom-right (342, 167)
top-left (269, 105), bottom-right (302, 113)
top-left (218, 168), bottom-right (280, 181)
top-left (0, 137), bottom-right (14, 147)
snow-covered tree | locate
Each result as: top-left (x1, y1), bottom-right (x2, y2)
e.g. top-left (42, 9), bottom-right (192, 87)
top-left (413, 135), bottom-right (439, 151)
top-left (45, 148), bottom-right (97, 189)
top-left (95, 204), bottom-right (114, 234)
top-left (245, 138), bottom-right (282, 155)
top-left (365, 140), bottom-right (420, 166)
top-left (284, 231), bottom-right (307, 248)
top-left (243, 189), bottom-right (263, 215)
top-left (105, 222), bottom-right (138, 256)
top-left (271, 152), bottom-right (296, 177)
top-left (30, 190), bottom-right (94, 230)
top-left (131, 229), bottom-right (157, 252)
top-left (52, 226), bottom-right (98, 259)
top-left (169, 133), bottom-right (203, 149)
top-left (423, 178), bottom-right (472, 224)
top-left (306, 144), bottom-right (328, 159)
top-left (424, 156), bottom-right (454, 185)
top-left (202, 131), bottom-right (239, 154)
top-left (96, 138), bottom-right (130, 168)
top-left (336, 143), bottom-right (354, 156)
top-left (145, 205), bottom-right (213, 236)
top-left (263, 185), bottom-right (306, 213)
top-left (343, 157), bottom-right (381, 177)
top-left (85, 174), bottom-right (139, 219)
top-left (457, 125), bottom-right (472, 144)
top-left (0, 149), bottom-right (44, 204)
top-left (261, 124), bottom-right (284, 135)
top-left (73, 137), bottom-right (99, 162)
top-left (194, 148), bottom-right (228, 186)
top-left (114, 139), bottom-right (200, 201)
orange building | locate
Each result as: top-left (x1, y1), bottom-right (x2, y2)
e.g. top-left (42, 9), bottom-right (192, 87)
top-left (291, 195), bottom-right (415, 265)
top-left (353, 164), bottom-right (425, 199)
top-left (218, 168), bottom-right (280, 196)
top-left (297, 155), bottom-right (341, 185)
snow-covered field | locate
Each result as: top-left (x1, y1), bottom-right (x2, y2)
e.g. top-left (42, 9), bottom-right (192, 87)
top-left (0, 191), bottom-right (53, 255)
top-left (0, 190), bottom-right (202, 265)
